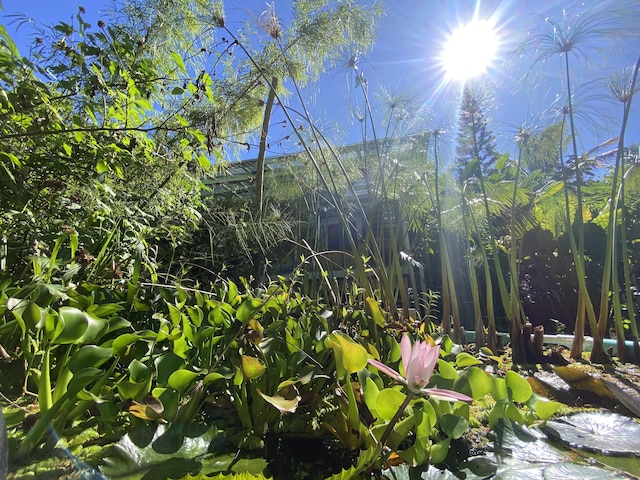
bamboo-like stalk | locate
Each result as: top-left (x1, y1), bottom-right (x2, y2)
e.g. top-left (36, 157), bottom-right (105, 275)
top-left (432, 132), bottom-right (462, 342)
top-left (606, 55), bottom-right (640, 362)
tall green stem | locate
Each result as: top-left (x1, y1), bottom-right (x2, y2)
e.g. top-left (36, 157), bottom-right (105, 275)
top-left (561, 51), bottom-right (606, 362)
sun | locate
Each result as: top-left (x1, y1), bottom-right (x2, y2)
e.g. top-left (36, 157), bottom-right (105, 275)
top-left (440, 18), bottom-right (499, 82)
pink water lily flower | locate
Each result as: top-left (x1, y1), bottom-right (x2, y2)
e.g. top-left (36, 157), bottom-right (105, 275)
top-left (369, 334), bottom-right (472, 402)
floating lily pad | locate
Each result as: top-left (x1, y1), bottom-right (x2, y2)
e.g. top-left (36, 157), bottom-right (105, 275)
top-left (494, 462), bottom-right (626, 480)
top-left (545, 411), bottom-right (640, 455)
top-left (490, 419), bottom-right (632, 478)
top-left (383, 463), bottom-right (484, 480)
top-left (542, 463), bottom-right (626, 479)
top-left (491, 418), bottom-right (565, 464)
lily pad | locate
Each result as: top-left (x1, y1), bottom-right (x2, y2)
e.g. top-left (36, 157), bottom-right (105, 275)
top-left (491, 418), bottom-right (565, 464)
top-left (383, 463), bottom-right (484, 479)
top-left (494, 462), bottom-right (627, 480)
top-left (545, 411), bottom-right (640, 455)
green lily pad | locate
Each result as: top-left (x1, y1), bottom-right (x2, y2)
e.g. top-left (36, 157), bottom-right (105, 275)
top-left (494, 462), bottom-right (627, 480)
top-left (545, 412), bottom-right (640, 455)
top-left (383, 463), bottom-right (484, 479)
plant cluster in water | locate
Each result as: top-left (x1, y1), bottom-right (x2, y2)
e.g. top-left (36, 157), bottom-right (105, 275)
top-left (1, 0), bottom-right (640, 478)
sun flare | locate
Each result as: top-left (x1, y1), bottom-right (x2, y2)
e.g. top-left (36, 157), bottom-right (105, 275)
top-left (441, 18), bottom-right (499, 82)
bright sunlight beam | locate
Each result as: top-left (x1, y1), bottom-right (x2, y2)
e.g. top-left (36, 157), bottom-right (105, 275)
top-left (440, 18), bottom-right (499, 82)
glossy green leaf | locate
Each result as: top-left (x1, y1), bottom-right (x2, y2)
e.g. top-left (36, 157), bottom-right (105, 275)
top-left (112, 333), bottom-right (143, 355)
top-left (69, 345), bottom-right (112, 373)
top-left (363, 376), bottom-right (380, 417)
top-left (376, 388), bottom-right (406, 422)
top-left (430, 437), bottom-right (451, 464)
top-left (203, 372), bottom-right (226, 385)
top-left (240, 355), bottom-right (266, 380)
top-left (492, 377), bottom-right (508, 402)
top-left (168, 369), bottom-right (199, 391)
top-left (23, 302), bottom-right (43, 329)
top-left (155, 353), bottom-right (185, 385)
top-left (437, 359), bottom-right (459, 380)
top-left (54, 306), bottom-right (89, 343)
top-left (326, 331), bottom-right (368, 377)
top-left (129, 359), bottom-right (151, 383)
top-left (236, 297), bottom-right (263, 323)
top-left (534, 400), bottom-right (563, 420)
top-left (365, 297), bottom-right (386, 327)
top-left (453, 366), bottom-right (492, 400)
top-left (441, 413), bottom-right (468, 439)
top-left (506, 371), bottom-right (532, 403)
top-left (455, 352), bottom-right (483, 368)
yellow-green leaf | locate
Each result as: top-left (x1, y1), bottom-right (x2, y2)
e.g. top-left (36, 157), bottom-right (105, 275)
top-left (241, 355), bottom-right (266, 380)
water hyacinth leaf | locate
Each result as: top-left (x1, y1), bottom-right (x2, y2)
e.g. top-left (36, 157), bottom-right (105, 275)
top-left (363, 376), bottom-right (380, 417)
top-left (388, 414), bottom-right (416, 450)
top-left (22, 302), bottom-right (43, 329)
top-left (112, 333), bottom-right (144, 355)
top-left (430, 437), bottom-right (451, 464)
top-left (53, 307), bottom-right (89, 343)
top-left (439, 335), bottom-right (454, 356)
top-left (66, 367), bottom-right (103, 396)
top-left (105, 316), bottom-right (131, 334)
top-left (326, 331), bottom-right (368, 377)
top-left (126, 396), bottom-right (165, 421)
top-left (506, 371), bottom-right (532, 403)
top-left (74, 313), bottom-right (109, 344)
top-left (544, 412), bottom-right (640, 455)
top-left (452, 366), bottom-right (492, 400)
top-left (437, 359), bottom-right (458, 380)
top-left (365, 297), bottom-right (386, 327)
top-left (236, 298), bottom-right (263, 324)
top-left (492, 377), bottom-right (508, 401)
top-left (118, 379), bottom-right (150, 400)
top-left (203, 372), bottom-right (227, 386)
top-left (153, 387), bottom-right (180, 421)
top-left (168, 369), bottom-right (200, 391)
top-left (257, 385), bottom-right (300, 413)
top-left (240, 355), bottom-right (266, 380)
top-left (129, 359), bottom-right (151, 383)
top-left (376, 388), bottom-right (406, 421)
top-left (155, 352), bottom-right (185, 385)
top-left (441, 413), bottom-right (468, 439)
top-left (68, 345), bottom-right (113, 373)
top-left (225, 281), bottom-right (239, 305)
top-left (534, 400), bottom-right (563, 420)
top-left (505, 402), bottom-right (525, 424)
top-left (455, 352), bottom-right (483, 368)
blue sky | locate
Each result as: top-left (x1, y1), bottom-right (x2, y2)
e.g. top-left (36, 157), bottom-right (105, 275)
top-left (1, 0), bottom-right (639, 164)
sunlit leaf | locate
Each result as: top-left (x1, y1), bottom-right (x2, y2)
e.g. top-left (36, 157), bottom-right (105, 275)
top-left (455, 352), bottom-right (483, 368)
top-left (240, 355), bottom-right (266, 380)
top-left (326, 331), bottom-right (368, 377)
top-left (376, 388), bottom-right (406, 421)
top-left (168, 369), bottom-right (199, 391)
top-left (506, 371), bottom-right (532, 403)
top-left (127, 396), bottom-right (165, 421)
top-left (257, 385), bottom-right (300, 413)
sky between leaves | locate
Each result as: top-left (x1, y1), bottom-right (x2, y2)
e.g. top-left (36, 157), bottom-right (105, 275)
top-left (1, 0), bottom-right (639, 163)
